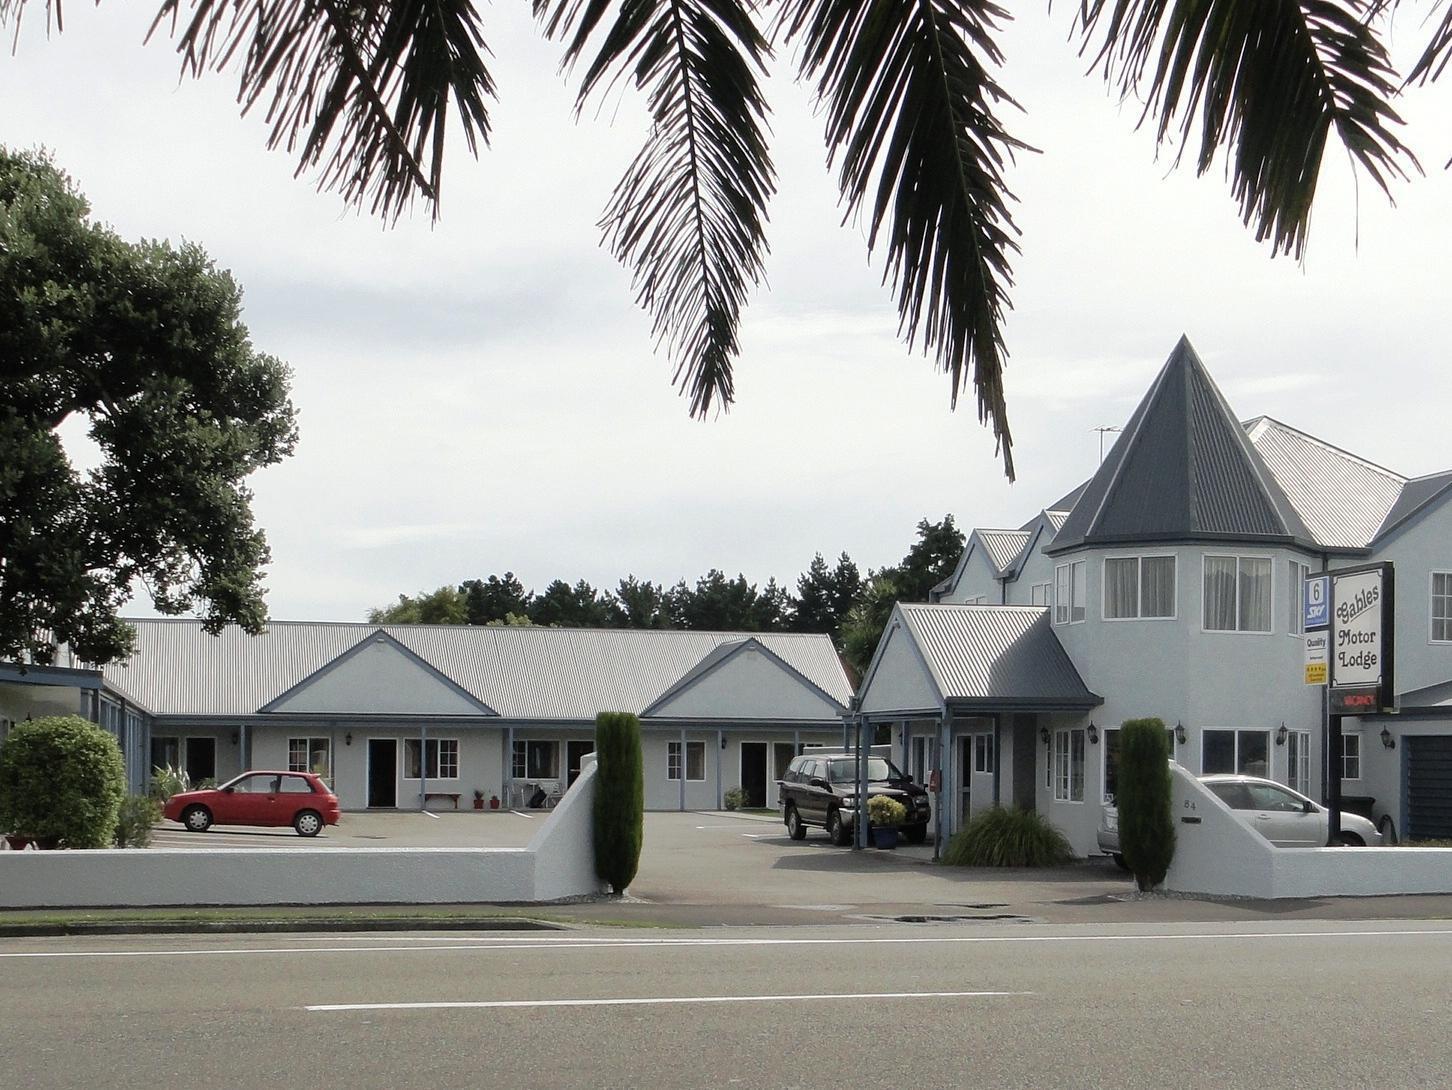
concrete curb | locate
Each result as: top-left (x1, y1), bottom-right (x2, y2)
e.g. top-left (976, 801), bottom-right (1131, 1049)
top-left (0, 915), bottom-right (571, 939)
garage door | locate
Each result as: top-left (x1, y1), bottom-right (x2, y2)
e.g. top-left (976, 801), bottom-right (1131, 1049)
top-left (1406, 735), bottom-right (1452, 840)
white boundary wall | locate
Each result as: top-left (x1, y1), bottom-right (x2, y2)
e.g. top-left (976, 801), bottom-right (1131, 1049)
top-left (0, 759), bottom-right (607, 909)
top-left (1162, 763), bottom-right (1452, 899)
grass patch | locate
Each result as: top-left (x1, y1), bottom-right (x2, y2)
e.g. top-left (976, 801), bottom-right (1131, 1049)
top-left (941, 807), bottom-right (1074, 868)
top-left (1403, 838), bottom-right (1452, 848)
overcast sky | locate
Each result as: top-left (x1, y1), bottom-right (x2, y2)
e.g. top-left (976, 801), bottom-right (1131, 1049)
top-left (5, 5), bottom-right (1451, 622)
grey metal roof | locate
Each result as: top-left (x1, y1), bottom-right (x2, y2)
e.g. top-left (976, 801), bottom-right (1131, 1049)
top-left (102, 620), bottom-right (852, 720)
top-left (1043, 509), bottom-right (1070, 532)
top-left (975, 529), bottom-right (1033, 575)
top-left (1245, 417), bottom-right (1406, 549)
top-left (1372, 469), bottom-right (1452, 545)
top-left (1048, 337), bottom-right (1314, 554)
top-left (895, 604), bottom-right (1100, 708)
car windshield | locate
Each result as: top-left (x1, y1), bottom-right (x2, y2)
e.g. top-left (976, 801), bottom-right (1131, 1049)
top-left (827, 757), bottom-right (904, 784)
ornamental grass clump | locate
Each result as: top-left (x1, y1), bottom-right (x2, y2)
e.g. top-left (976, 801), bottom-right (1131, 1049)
top-left (0, 715), bottom-right (126, 848)
top-left (114, 795), bottom-right (162, 848)
top-left (941, 806), bottom-right (1074, 867)
top-left (592, 711), bottom-right (644, 895)
top-left (1117, 717), bottom-right (1176, 891)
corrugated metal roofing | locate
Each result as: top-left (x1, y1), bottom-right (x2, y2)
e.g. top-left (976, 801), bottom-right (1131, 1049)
top-left (1043, 509), bottom-right (1070, 532)
top-left (1245, 417), bottom-right (1406, 549)
top-left (1049, 337), bottom-right (1312, 553)
top-left (101, 620), bottom-right (852, 720)
top-left (895, 604), bottom-right (1099, 707)
top-left (976, 529), bottom-right (1032, 575)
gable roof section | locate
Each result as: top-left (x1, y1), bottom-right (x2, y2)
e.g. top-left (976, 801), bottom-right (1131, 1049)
top-left (641, 637), bottom-right (847, 721)
top-left (859, 604), bottom-right (1100, 713)
top-left (1048, 336), bottom-right (1313, 554)
top-left (976, 529), bottom-right (1033, 575)
top-left (1372, 469), bottom-right (1452, 546)
top-left (102, 620), bottom-right (853, 720)
top-left (1245, 416), bottom-right (1405, 549)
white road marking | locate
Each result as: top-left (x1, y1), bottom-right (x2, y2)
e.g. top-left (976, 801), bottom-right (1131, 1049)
top-left (420, 811), bottom-right (441, 821)
top-left (305, 990), bottom-right (1031, 1013)
top-left (509, 810), bottom-right (534, 820)
top-left (5, 927), bottom-right (1452, 960)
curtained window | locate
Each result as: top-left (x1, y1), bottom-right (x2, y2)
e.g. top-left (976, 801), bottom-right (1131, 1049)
top-left (1204, 555), bottom-right (1272, 632)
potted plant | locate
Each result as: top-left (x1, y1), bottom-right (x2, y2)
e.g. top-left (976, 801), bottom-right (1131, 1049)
top-left (867, 795), bottom-right (907, 849)
top-left (473, 789), bottom-right (486, 811)
top-left (489, 794), bottom-right (500, 810)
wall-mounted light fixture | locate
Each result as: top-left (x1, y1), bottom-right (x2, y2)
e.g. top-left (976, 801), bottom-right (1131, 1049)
top-left (1086, 723), bottom-right (1099, 745)
top-left (345, 731), bottom-right (353, 746)
top-left (1174, 722), bottom-right (1187, 746)
top-left (720, 736), bottom-right (727, 750)
top-left (1275, 722), bottom-right (1288, 747)
top-left (1040, 725), bottom-right (1051, 746)
top-left (230, 731), bottom-right (239, 746)
top-left (1381, 726), bottom-right (1396, 750)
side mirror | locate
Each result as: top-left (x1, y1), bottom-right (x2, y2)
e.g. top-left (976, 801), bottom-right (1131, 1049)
top-left (223, 786), bottom-right (235, 794)
top-left (808, 777), bottom-right (828, 789)
top-left (1303, 799), bottom-right (1315, 814)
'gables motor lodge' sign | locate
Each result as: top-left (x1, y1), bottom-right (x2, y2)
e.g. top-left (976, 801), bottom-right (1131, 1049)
top-left (1327, 563), bottom-right (1395, 715)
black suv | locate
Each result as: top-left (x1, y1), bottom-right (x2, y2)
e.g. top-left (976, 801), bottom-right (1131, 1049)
top-left (778, 752), bottom-right (931, 845)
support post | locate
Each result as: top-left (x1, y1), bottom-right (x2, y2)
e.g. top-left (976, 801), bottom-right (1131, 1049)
top-left (855, 715), bottom-right (868, 850)
top-left (420, 723), bottom-right (428, 811)
top-left (679, 728), bottom-right (687, 812)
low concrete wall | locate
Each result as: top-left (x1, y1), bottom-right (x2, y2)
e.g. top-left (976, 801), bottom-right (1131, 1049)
top-left (1162, 763), bottom-right (1452, 899)
top-left (0, 760), bottom-right (607, 909)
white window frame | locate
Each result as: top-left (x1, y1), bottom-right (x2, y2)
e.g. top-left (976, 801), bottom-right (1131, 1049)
top-left (1101, 554), bottom-right (1177, 621)
top-left (1202, 553), bottom-right (1274, 634)
top-left (1200, 729), bottom-right (1271, 776)
top-left (1054, 560), bottom-right (1086, 626)
top-left (668, 740), bottom-right (706, 782)
top-left (288, 736), bottom-right (333, 781)
top-left (512, 740), bottom-right (559, 780)
top-left (1289, 560), bottom-right (1311, 636)
top-left (1029, 582), bottom-right (1052, 607)
top-left (963, 594), bottom-right (988, 605)
top-left (1286, 730), bottom-right (1312, 796)
top-left (403, 738), bottom-right (459, 780)
top-left (972, 732), bottom-right (995, 775)
top-left (1342, 732), bottom-right (1362, 782)
top-left (1052, 728), bottom-right (1085, 803)
top-left (1431, 572), bottom-right (1452, 644)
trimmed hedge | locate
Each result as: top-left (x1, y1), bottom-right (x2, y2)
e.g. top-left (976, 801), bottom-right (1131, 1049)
top-left (1118, 717), bottom-right (1175, 891)
top-left (941, 806), bottom-right (1074, 867)
top-left (593, 711), bottom-right (644, 894)
top-left (0, 715), bottom-right (126, 848)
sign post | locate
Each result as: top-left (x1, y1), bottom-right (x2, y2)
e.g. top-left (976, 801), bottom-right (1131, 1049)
top-left (1310, 563), bottom-right (1394, 845)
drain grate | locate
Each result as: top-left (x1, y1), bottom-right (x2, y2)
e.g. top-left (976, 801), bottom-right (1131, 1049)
top-left (853, 913), bottom-right (1028, 924)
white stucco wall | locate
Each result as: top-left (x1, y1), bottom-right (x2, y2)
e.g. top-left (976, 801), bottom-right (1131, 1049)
top-left (648, 645), bottom-right (842, 721)
top-left (1369, 502), bottom-right (1452, 695)
top-left (268, 639), bottom-right (485, 715)
top-left (937, 543), bottom-right (1001, 604)
top-left (0, 760), bottom-right (607, 908)
top-left (1162, 762), bottom-right (1452, 898)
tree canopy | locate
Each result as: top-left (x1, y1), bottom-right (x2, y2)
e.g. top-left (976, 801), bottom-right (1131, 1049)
top-left (4, 1), bottom-right (1436, 479)
top-left (0, 148), bottom-right (298, 665)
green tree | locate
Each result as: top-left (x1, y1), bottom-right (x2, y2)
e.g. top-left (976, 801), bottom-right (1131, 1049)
top-left (1118, 717), bottom-right (1176, 892)
top-left (840, 572), bottom-right (904, 677)
top-left (895, 515), bottom-right (966, 602)
top-left (4, 3), bottom-right (1423, 479)
top-left (460, 573), bottom-right (532, 625)
top-left (0, 715), bottom-right (126, 848)
top-left (529, 579), bottom-right (616, 627)
top-left (614, 575), bottom-right (669, 629)
top-left (667, 569), bottom-right (779, 631)
top-left (367, 585), bottom-right (468, 625)
top-left (0, 148), bottom-right (297, 665)
top-left (793, 552), bottom-right (862, 639)
top-left (593, 711), bottom-right (644, 894)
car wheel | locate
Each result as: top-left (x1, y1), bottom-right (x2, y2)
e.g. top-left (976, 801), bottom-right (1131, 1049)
top-left (827, 808), bottom-right (851, 847)
top-left (293, 810), bottom-right (324, 837)
top-left (1112, 853), bottom-right (1131, 872)
top-left (785, 805), bottom-right (806, 840)
top-left (904, 822), bottom-right (928, 845)
top-left (181, 805), bottom-right (212, 833)
top-left (1378, 815), bottom-right (1398, 846)
top-left (1336, 832), bottom-right (1364, 847)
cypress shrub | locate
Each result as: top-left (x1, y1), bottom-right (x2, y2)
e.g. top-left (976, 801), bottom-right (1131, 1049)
top-left (0, 715), bottom-right (126, 848)
top-left (593, 711), bottom-right (644, 894)
top-left (1118, 717), bottom-right (1175, 891)
top-left (941, 806), bottom-right (1074, 867)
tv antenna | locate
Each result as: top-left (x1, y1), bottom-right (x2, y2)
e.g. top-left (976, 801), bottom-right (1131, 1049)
top-left (1094, 425), bottom-right (1122, 463)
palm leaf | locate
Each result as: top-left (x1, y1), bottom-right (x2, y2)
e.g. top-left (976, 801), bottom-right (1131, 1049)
top-left (536, 0), bottom-right (775, 418)
top-left (777, 0), bottom-right (1028, 480)
top-left (142, 0), bottom-right (495, 221)
top-left (1077, 0), bottom-right (1418, 257)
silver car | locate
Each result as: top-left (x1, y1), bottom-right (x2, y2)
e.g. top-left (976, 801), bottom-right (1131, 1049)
top-left (1097, 774), bottom-right (1381, 865)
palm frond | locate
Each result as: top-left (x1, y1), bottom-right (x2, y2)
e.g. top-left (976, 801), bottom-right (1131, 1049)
top-left (1077, 0), bottom-right (1417, 257)
top-left (778, 0), bottom-right (1027, 480)
top-left (146, 0), bottom-right (495, 221)
top-left (1403, 0), bottom-right (1452, 84)
top-left (536, 0), bottom-right (775, 418)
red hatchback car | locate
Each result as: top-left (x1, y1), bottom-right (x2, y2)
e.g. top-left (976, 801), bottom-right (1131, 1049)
top-left (163, 770), bottom-right (341, 837)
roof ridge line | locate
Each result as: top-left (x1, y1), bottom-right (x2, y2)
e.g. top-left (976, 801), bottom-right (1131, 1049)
top-left (1247, 415), bottom-right (1408, 482)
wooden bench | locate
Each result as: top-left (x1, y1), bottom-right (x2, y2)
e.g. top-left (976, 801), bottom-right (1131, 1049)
top-left (422, 792), bottom-right (461, 810)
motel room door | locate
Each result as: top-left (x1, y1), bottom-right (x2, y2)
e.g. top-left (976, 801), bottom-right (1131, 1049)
top-left (740, 742), bottom-right (768, 808)
top-left (368, 739), bottom-right (397, 808)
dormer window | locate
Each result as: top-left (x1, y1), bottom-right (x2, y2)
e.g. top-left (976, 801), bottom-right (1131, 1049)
top-left (1103, 555), bottom-right (1176, 619)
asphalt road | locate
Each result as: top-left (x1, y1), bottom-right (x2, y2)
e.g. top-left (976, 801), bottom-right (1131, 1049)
top-left (4, 920), bottom-right (1450, 1089)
